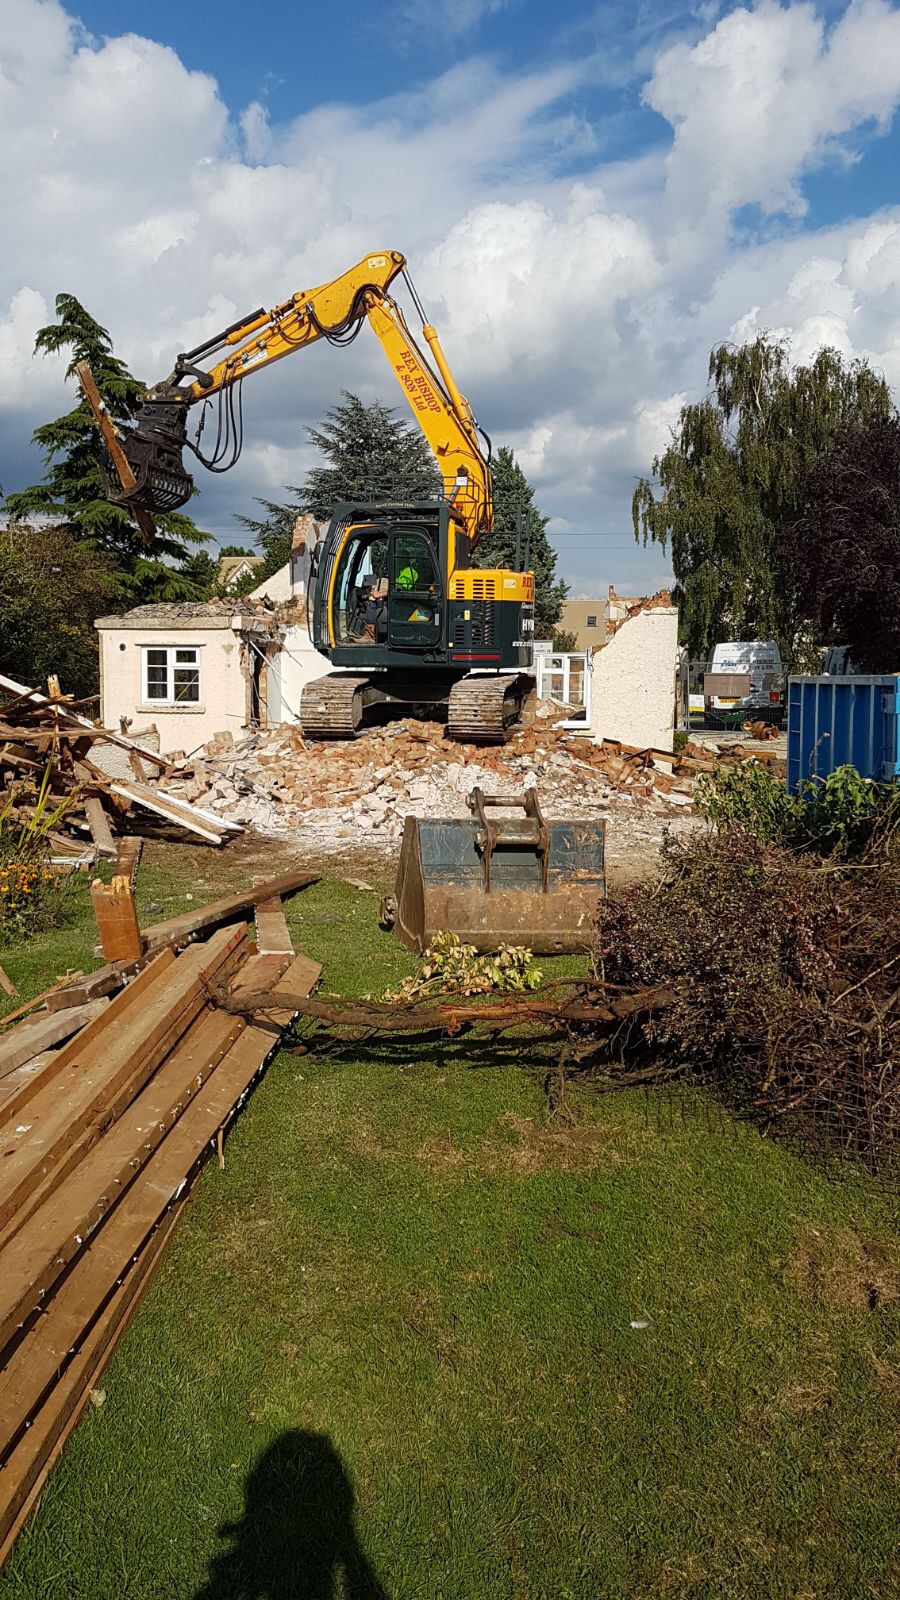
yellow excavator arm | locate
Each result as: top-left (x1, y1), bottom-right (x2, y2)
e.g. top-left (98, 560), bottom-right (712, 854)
top-left (79, 250), bottom-right (493, 546)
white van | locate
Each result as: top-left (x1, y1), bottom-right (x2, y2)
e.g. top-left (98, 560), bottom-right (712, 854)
top-left (704, 639), bottom-right (784, 727)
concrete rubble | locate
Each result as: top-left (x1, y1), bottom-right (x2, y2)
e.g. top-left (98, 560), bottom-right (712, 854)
top-left (154, 702), bottom-right (770, 858)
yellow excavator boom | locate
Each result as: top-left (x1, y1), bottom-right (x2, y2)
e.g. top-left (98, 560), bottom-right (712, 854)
top-left (79, 249), bottom-right (493, 546)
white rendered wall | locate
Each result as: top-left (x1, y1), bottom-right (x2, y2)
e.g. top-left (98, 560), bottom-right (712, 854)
top-left (277, 624), bottom-right (332, 722)
top-left (250, 563), bottom-right (293, 604)
top-left (589, 607), bottom-right (679, 751)
top-left (98, 625), bottom-right (246, 755)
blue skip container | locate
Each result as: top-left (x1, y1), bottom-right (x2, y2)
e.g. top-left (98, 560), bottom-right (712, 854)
top-left (787, 675), bottom-right (900, 793)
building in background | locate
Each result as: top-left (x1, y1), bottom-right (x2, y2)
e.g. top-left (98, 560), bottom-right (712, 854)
top-left (556, 600), bottom-right (608, 649)
top-left (95, 601), bottom-right (286, 755)
top-left (215, 553), bottom-right (263, 589)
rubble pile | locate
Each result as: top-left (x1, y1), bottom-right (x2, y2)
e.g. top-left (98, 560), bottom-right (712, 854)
top-left (159, 705), bottom-right (778, 850)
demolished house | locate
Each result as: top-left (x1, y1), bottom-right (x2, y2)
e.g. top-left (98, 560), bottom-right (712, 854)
top-left (95, 600), bottom-right (287, 755)
top-left (94, 519), bottom-right (330, 756)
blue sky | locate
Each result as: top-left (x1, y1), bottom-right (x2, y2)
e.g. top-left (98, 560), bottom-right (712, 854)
top-left (3, 0), bottom-right (900, 593)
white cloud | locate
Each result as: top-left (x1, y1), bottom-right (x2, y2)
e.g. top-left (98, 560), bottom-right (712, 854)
top-left (2, 0), bottom-right (900, 595)
top-left (0, 288), bottom-right (56, 408)
top-left (645, 0), bottom-right (900, 229)
top-left (393, 0), bottom-right (515, 42)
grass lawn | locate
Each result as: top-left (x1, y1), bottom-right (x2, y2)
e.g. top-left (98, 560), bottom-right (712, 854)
top-left (1, 843), bottom-right (898, 1599)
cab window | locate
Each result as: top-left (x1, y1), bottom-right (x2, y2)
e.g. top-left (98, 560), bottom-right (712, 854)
top-left (392, 531), bottom-right (437, 592)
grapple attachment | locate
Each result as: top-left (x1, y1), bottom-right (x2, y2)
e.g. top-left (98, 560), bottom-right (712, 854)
top-left (98, 400), bottom-right (195, 515)
top-left (383, 786), bottom-right (606, 955)
top-left (76, 362), bottom-right (194, 542)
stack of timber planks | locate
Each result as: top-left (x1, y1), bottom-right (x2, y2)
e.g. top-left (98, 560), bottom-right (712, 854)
top-left (0, 913), bottom-right (321, 1565)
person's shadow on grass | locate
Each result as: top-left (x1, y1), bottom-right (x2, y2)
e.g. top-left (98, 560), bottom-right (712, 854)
top-left (194, 1429), bottom-right (388, 1599)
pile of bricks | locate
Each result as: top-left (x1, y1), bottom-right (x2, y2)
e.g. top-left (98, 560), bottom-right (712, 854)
top-left (160, 710), bottom-right (746, 845)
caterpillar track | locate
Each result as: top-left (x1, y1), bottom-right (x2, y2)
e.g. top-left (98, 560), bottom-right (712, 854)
top-left (446, 673), bottom-right (536, 744)
top-left (298, 675), bottom-right (375, 739)
top-left (299, 671), bottom-right (535, 744)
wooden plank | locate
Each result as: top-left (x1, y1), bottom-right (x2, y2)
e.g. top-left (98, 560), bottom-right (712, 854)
top-left (0, 1008), bottom-right (245, 1356)
top-left (0, 673), bottom-right (174, 773)
top-left (90, 876), bottom-right (142, 963)
top-left (75, 361), bottom-right (158, 546)
top-left (0, 968), bottom-right (16, 999)
top-left (113, 836), bottom-right (142, 889)
top-left (271, 952), bottom-right (323, 1008)
top-left (128, 786), bottom-right (243, 835)
top-left (254, 896), bottom-right (294, 956)
top-left (108, 781), bottom-right (230, 844)
top-left (83, 797), bottom-right (117, 860)
top-left (0, 927), bottom-right (247, 1236)
top-left (0, 1058), bottom-right (56, 1115)
top-left (0, 1200), bottom-right (185, 1561)
top-left (0, 992), bottom-right (55, 1031)
top-left (0, 956), bottom-right (314, 1553)
top-left (43, 966), bottom-right (129, 1013)
top-left (141, 871), bottom-right (320, 952)
top-left (0, 1003), bottom-right (109, 1084)
top-left (0, 953), bottom-right (174, 1125)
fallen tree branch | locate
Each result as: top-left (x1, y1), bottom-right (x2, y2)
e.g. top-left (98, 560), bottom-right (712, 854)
top-left (206, 978), bottom-right (674, 1036)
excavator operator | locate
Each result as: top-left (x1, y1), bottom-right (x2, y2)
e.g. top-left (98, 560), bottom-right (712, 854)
top-left (349, 577), bottom-right (388, 644)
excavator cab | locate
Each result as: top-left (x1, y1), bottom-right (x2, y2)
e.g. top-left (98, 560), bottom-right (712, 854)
top-left (330, 523), bottom-right (442, 653)
top-left (312, 506), bottom-right (448, 666)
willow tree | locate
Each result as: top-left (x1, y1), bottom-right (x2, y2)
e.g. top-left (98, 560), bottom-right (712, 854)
top-left (632, 337), bottom-right (891, 664)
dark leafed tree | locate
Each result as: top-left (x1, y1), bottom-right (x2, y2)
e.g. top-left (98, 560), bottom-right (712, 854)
top-left (475, 446), bottom-right (567, 637)
top-left (632, 336), bottom-right (892, 665)
top-left (237, 392), bottom-right (440, 576)
top-left (3, 294), bottom-right (209, 599)
top-left (785, 417), bottom-right (900, 674)
top-left (0, 524), bottom-right (120, 696)
top-left (237, 403), bottom-right (566, 632)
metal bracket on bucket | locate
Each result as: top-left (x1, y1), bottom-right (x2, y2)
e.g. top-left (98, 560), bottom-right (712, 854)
top-left (467, 786), bottom-right (551, 894)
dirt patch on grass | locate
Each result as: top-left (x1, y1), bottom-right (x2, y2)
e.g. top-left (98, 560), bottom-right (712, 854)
top-left (416, 1133), bottom-right (471, 1171)
top-left (415, 1110), bottom-right (620, 1177)
top-left (483, 1111), bottom-right (619, 1174)
top-left (785, 1226), bottom-right (900, 1310)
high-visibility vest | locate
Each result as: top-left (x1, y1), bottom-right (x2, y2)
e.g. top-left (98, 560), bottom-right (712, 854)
top-left (396, 565), bottom-right (419, 589)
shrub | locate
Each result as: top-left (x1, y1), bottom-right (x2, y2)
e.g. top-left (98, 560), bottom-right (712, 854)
top-left (0, 767), bottom-right (73, 942)
top-left (696, 760), bottom-right (899, 859)
top-left (595, 827), bottom-right (900, 1173)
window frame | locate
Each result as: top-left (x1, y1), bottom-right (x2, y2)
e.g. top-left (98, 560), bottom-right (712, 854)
top-left (140, 644), bottom-right (203, 708)
top-left (585, 614), bottom-right (597, 628)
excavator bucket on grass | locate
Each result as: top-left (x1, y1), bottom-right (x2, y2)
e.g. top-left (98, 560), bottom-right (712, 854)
top-left (382, 787), bottom-right (605, 955)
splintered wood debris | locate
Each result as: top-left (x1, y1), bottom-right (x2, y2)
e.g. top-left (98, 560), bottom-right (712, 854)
top-left (0, 673), bottom-right (238, 860)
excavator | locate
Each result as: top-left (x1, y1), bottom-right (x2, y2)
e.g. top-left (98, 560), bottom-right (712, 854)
top-left (79, 250), bottom-right (536, 742)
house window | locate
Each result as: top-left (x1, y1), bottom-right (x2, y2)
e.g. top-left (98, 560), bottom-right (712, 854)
top-left (142, 646), bottom-right (201, 705)
top-left (586, 614), bottom-right (597, 628)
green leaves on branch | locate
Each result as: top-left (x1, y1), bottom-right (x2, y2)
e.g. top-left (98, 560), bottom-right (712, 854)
top-left (696, 761), bottom-right (900, 860)
top-left (384, 931), bottom-right (543, 1001)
